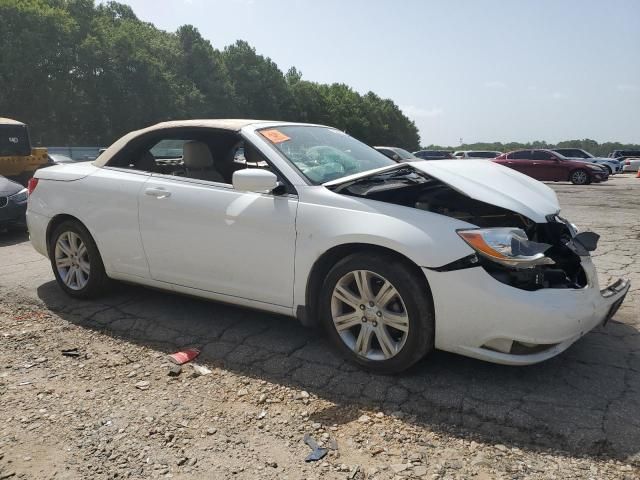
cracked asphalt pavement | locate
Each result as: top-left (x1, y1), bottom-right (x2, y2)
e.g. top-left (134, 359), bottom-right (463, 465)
top-left (0, 175), bottom-right (638, 477)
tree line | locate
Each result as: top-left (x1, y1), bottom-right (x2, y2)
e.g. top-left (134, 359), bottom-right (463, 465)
top-left (0, 0), bottom-right (421, 149)
top-left (424, 139), bottom-right (640, 158)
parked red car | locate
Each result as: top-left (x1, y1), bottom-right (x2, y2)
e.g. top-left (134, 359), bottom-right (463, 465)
top-left (493, 149), bottom-right (608, 185)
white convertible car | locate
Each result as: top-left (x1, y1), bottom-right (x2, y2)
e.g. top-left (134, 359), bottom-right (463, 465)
top-left (26, 120), bottom-right (630, 373)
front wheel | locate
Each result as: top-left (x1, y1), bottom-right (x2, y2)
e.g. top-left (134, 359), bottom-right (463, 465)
top-left (570, 169), bottom-right (589, 185)
top-left (320, 253), bottom-right (434, 374)
top-left (50, 220), bottom-right (110, 299)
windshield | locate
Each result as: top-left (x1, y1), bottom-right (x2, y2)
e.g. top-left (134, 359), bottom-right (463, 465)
top-left (0, 124), bottom-right (31, 156)
top-left (258, 125), bottom-right (394, 184)
top-left (392, 147), bottom-right (415, 160)
top-left (556, 149), bottom-right (590, 159)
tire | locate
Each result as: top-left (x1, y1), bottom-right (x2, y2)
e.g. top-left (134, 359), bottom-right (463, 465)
top-left (570, 169), bottom-right (589, 185)
top-left (49, 220), bottom-right (110, 299)
top-left (604, 165), bottom-right (612, 175)
top-left (319, 252), bottom-right (434, 374)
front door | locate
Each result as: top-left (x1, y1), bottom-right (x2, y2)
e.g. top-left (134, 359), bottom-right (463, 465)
top-left (138, 176), bottom-right (298, 307)
top-left (531, 150), bottom-right (565, 181)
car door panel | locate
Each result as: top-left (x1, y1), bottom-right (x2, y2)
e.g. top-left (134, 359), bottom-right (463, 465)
top-left (503, 152), bottom-right (532, 176)
top-left (138, 176), bottom-right (298, 307)
top-left (80, 168), bottom-right (151, 278)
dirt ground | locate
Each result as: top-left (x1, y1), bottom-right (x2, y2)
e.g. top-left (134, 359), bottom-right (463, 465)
top-left (1, 175), bottom-right (639, 479)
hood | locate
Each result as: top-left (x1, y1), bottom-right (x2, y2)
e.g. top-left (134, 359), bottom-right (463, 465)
top-left (592, 157), bottom-right (618, 163)
top-left (324, 160), bottom-right (560, 223)
top-left (0, 175), bottom-right (24, 195)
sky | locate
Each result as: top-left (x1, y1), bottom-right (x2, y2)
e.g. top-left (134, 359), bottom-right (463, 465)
top-left (113, 0), bottom-right (639, 146)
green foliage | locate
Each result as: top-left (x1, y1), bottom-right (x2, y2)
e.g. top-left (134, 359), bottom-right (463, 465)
top-left (424, 139), bottom-right (640, 157)
top-left (0, 0), bottom-right (420, 149)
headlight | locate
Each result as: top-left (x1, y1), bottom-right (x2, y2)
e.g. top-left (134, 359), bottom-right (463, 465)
top-left (587, 164), bottom-right (603, 171)
top-left (457, 228), bottom-right (555, 269)
top-left (8, 188), bottom-right (28, 203)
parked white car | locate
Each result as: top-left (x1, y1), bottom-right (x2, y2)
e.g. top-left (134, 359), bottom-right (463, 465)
top-left (26, 120), bottom-right (630, 372)
top-left (622, 157), bottom-right (640, 172)
top-left (452, 150), bottom-right (502, 159)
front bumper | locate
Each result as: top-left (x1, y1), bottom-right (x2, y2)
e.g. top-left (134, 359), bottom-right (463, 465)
top-left (423, 257), bottom-right (630, 365)
top-left (592, 171), bottom-right (608, 182)
top-left (0, 197), bottom-right (27, 229)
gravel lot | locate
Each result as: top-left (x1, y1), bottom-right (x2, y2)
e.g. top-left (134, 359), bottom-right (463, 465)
top-left (1, 174), bottom-right (638, 479)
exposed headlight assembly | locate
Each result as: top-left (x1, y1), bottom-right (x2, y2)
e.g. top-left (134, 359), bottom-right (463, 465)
top-left (8, 188), bottom-right (28, 203)
top-left (458, 228), bottom-right (555, 269)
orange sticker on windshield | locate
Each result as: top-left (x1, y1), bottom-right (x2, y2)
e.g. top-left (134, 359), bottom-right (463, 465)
top-left (260, 129), bottom-right (291, 144)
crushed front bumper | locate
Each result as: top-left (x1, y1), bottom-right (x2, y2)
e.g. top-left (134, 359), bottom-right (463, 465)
top-left (423, 258), bottom-right (630, 365)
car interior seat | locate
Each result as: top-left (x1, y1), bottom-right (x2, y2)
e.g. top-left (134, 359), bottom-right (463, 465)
top-left (183, 141), bottom-right (225, 183)
top-left (134, 151), bottom-right (158, 172)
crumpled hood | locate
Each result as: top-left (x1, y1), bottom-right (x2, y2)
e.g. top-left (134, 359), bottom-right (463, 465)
top-left (325, 160), bottom-right (560, 223)
top-left (0, 175), bottom-right (24, 195)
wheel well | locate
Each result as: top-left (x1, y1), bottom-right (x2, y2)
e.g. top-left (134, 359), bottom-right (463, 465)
top-left (568, 167), bottom-right (586, 179)
top-left (45, 214), bottom-right (84, 256)
top-left (302, 243), bottom-right (431, 328)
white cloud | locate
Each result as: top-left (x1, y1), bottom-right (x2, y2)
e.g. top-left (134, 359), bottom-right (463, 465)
top-left (484, 81), bottom-right (507, 89)
top-left (401, 105), bottom-right (444, 118)
top-left (551, 91), bottom-right (567, 99)
top-left (617, 84), bottom-right (639, 92)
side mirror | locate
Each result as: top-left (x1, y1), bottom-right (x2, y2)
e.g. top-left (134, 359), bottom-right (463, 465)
top-left (232, 168), bottom-right (279, 193)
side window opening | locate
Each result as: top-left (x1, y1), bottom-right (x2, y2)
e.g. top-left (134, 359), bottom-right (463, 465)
top-left (532, 150), bottom-right (553, 160)
top-left (105, 128), bottom-right (292, 193)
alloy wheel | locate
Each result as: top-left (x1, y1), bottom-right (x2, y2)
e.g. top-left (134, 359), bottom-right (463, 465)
top-left (54, 231), bottom-right (90, 290)
top-left (331, 270), bottom-right (409, 361)
top-left (572, 170), bottom-right (588, 184)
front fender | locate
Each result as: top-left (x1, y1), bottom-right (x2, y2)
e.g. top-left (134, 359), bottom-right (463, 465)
top-left (292, 187), bottom-right (475, 308)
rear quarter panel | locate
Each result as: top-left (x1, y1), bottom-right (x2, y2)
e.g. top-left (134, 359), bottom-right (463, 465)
top-left (28, 166), bottom-right (151, 278)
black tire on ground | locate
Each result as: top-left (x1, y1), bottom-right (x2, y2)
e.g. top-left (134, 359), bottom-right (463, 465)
top-left (319, 252), bottom-right (434, 374)
top-left (49, 220), bottom-right (110, 299)
top-left (570, 169), bottom-right (590, 185)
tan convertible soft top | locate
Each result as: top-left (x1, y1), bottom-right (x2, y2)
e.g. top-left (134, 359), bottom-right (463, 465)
top-left (93, 119), bottom-right (272, 167)
top-left (0, 117), bottom-right (26, 126)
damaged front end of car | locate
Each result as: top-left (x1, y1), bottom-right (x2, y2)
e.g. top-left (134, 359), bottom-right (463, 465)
top-left (326, 164), bottom-right (595, 292)
top-left (325, 161), bottom-right (630, 364)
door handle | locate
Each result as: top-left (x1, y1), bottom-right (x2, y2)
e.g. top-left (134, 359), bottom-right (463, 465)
top-left (145, 187), bottom-right (171, 199)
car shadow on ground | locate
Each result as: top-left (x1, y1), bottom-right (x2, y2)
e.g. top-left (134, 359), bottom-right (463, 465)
top-left (36, 280), bottom-right (640, 463)
top-left (0, 229), bottom-right (28, 247)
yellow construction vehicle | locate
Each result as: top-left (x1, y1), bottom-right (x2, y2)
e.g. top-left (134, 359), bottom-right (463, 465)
top-left (0, 117), bottom-right (49, 186)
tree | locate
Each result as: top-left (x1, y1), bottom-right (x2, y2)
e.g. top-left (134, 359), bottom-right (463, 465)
top-left (222, 40), bottom-right (294, 119)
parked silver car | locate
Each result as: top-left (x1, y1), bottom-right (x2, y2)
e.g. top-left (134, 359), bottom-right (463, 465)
top-left (552, 148), bottom-right (622, 175)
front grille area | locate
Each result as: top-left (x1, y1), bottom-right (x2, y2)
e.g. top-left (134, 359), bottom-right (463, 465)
top-left (0, 196), bottom-right (7, 208)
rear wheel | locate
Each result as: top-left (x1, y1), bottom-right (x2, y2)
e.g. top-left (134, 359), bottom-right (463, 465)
top-left (49, 220), bottom-right (110, 299)
top-left (570, 169), bottom-right (589, 185)
top-left (320, 253), bottom-right (434, 374)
